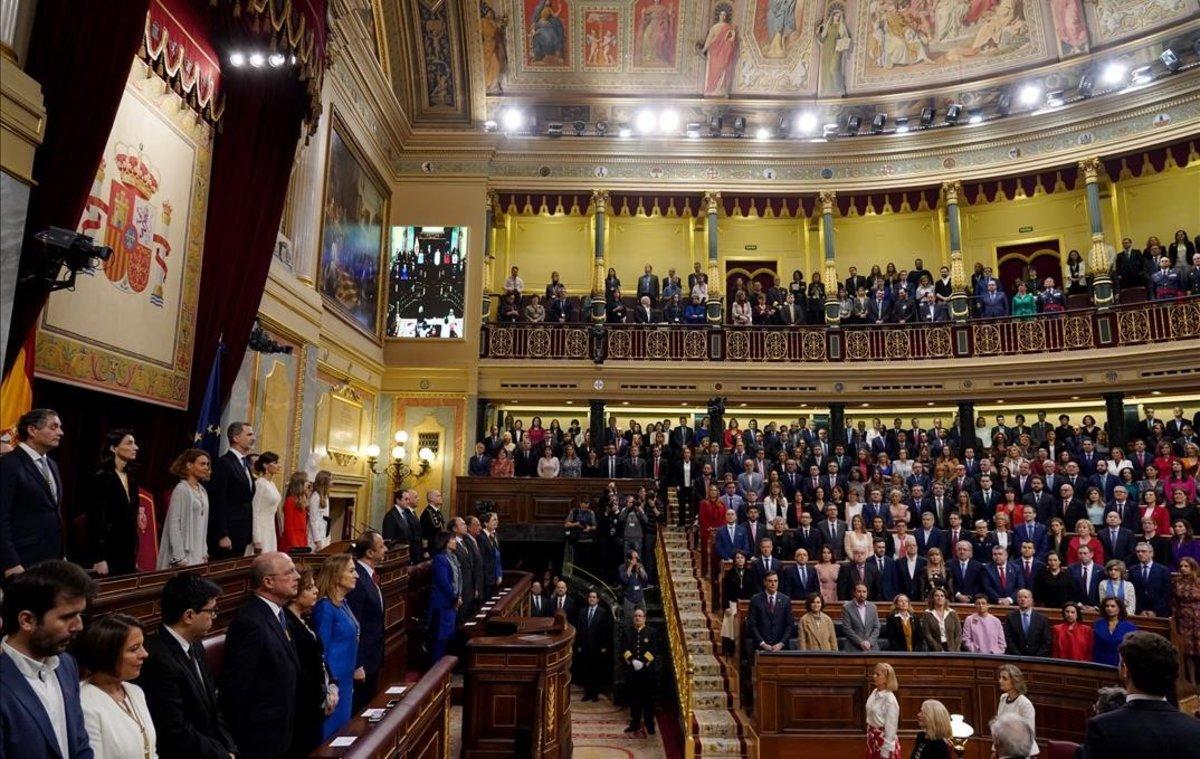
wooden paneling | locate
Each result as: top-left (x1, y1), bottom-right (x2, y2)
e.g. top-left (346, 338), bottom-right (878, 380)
top-left (754, 652), bottom-right (1118, 759)
top-left (454, 476), bottom-right (654, 526)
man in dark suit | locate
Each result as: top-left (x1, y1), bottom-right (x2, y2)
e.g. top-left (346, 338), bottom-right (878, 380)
top-left (204, 421), bottom-right (256, 559)
top-left (868, 540), bottom-right (900, 602)
top-left (513, 438), bottom-right (539, 477)
top-left (892, 289), bottom-right (917, 324)
top-left (574, 591), bottom-right (611, 701)
top-left (714, 509), bottom-right (751, 560)
top-left (867, 289), bottom-right (892, 324)
top-left (894, 539), bottom-right (928, 598)
top-left (1094, 516), bottom-right (1133, 571)
top-left (632, 296), bottom-right (657, 324)
top-left (636, 264), bottom-right (660, 302)
top-left (783, 548), bottom-right (818, 598)
top-left (547, 286), bottom-right (573, 323)
top-left (748, 538), bottom-right (782, 592)
top-left (0, 560), bottom-right (95, 759)
top-left (837, 549), bottom-right (882, 601)
top-left (1022, 477), bottom-right (1052, 522)
top-left (1129, 543), bottom-right (1172, 617)
top-left (951, 540), bottom-right (985, 603)
top-left (1014, 541), bottom-right (1045, 588)
top-left (137, 573), bottom-right (238, 759)
top-left (346, 531), bottom-right (387, 711)
top-left (819, 505), bottom-right (849, 561)
top-left (1070, 544), bottom-right (1104, 608)
top-left (548, 579), bottom-right (576, 619)
top-left (844, 267), bottom-right (868, 296)
top-left (914, 511), bottom-right (944, 557)
top-left (621, 446), bottom-right (648, 478)
top-left (452, 518), bottom-right (481, 618)
top-left (222, 552), bottom-right (300, 758)
top-left (982, 546), bottom-right (1023, 605)
top-left (1081, 631), bottom-right (1200, 756)
top-left (747, 573), bottom-right (797, 651)
top-left (529, 580), bottom-right (550, 616)
top-left (1013, 506), bottom-right (1048, 557)
top-left (1002, 590), bottom-right (1052, 657)
top-left (0, 408), bottom-right (65, 576)
top-left (381, 489), bottom-right (423, 564)
top-left (419, 490), bottom-right (448, 560)
top-left (1105, 487), bottom-right (1139, 533)
top-left (918, 292), bottom-right (947, 322)
top-left (971, 475), bottom-right (1001, 525)
top-left (467, 442), bottom-right (492, 476)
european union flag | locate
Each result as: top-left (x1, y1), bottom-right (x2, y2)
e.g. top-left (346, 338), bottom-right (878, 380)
top-left (193, 341), bottom-right (226, 459)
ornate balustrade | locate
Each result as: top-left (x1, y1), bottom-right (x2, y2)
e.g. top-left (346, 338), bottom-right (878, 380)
top-left (480, 297), bottom-right (1200, 363)
top-left (656, 531), bottom-right (696, 758)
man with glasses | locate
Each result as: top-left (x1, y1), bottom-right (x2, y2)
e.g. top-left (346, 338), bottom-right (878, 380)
top-left (222, 552), bottom-right (300, 758)
top-left (138, 572), bottom-right (237, 758)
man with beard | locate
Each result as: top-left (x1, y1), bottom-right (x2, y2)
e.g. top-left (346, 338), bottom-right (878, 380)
top-left (1, 560), bottom-right (97, 758)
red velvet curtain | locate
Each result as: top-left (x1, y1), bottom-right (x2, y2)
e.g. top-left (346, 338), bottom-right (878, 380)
top-left (3, 0), bottom-right (152, 376)
top-left (185, 65), bottom-right (307, 427)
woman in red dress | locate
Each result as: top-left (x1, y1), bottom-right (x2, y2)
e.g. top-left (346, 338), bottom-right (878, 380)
top-left (1067, 520), bottom-right (1105, 565)
top-left (1139, 490), bottom-right (1173, 537)
top-left (278, 472), bottom-right (310, 552)
top-left (698, 485), bottom-right (726, 546)
top-left (1051, 602), bottom-right (1093, 662)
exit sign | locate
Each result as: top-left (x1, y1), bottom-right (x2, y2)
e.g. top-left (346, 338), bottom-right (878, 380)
top-left (1019, 226), bottom-right (1034, 233)
top-left (744, 244), bottom-right (758, 250)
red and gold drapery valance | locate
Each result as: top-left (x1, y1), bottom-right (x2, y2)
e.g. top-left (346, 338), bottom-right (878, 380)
top-left (143, 0), bottom-right (224, 123)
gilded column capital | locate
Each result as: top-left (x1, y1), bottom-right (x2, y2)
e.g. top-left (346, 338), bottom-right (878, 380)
top-left (591, 189), bottom-right (610, 215)
top-left (703, 190), bottom-right (722, 216)
top-left (941, 180), bottom-right (963, 206)
top-left (1078, 157), bottom-right (1102, 184)
top-left (818, 190), bottom-right (836, 216)
top-left (485, 189), bottom-right (499, 217)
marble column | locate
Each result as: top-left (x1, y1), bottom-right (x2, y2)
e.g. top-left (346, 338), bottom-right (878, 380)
top-left (829, 403), bottom-right (846, 447)
top-left (956, 400), bottom-right (976, 453)
top-left (943, 181), bottom-right (970, 322)
top-left (590, 189), bottom-right (609, 323)
top-left (704, 190), bottom-right (722, 324)
top-left (1080, 158), bottom-right (1114, 308)
top-left (483, 191), bottom-right (497, 320)
top-left (1104, 391), bottom-right (1126, 448)
top-left (819, 191), bottom-right (839, 326)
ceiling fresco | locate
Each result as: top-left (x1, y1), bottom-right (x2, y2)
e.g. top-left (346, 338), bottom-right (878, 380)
top-left (474, 0), bottom-right (1200, 99)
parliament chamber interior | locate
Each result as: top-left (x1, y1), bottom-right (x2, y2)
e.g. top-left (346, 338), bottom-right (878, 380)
top-left (3, 1), bottom-right (1200, 757)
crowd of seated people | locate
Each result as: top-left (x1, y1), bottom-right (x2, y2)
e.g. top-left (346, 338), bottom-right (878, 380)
top-left (470, 405), bottom-right (1200, 682)
top-left (494, 234), bottom-right (1200, 327)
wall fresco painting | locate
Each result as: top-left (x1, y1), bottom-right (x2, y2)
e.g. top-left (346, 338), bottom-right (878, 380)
top-left (1089, 0), bottom-right (1197, 44)
top-left (525, 0), bottom-right (570, 67)
top-left (735, 0), bottom-right (819, 94)
top-left (631, 0), bottom-right (679, 70)
top-left (583, 9), bottom-right (621, 70)
top-left (481, 1), bottom-right (511, 92)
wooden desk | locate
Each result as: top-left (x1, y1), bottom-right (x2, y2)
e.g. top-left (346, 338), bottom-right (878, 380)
top-left (462, 618), bottom-right (575, 758)
top-left (753, 652), bottom-right (1118, 759)
top-left (453, 476), bottom-right (653, 526)
top-left (312, 656), bottom-right (456, 758)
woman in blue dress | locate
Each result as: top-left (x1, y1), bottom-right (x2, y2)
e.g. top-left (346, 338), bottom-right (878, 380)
top-left (313, 553), bottom-right (362, 740)
top-left (430, 532), bottom-right (463, 662)
top-left (1091, 596), bottom-right (1137, 667)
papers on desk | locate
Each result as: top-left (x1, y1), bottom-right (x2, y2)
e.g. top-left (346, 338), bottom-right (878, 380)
top-left (385, 686), bottom-right (408, 695)
top-left (361, 708), bottom-right (386, 719)
top-left (330, 737), bottom-right (356, 747)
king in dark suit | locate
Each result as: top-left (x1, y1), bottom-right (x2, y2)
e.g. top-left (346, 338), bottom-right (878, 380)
top-left (0, 409), bottom-right (66, 574)
top-left (204, 422), bottom-right (257, 559)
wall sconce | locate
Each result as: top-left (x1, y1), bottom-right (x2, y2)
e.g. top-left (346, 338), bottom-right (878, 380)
top-left (367, 430), bottom-right (431, 488)
top-left (949, 714), bottom-right (974, 757)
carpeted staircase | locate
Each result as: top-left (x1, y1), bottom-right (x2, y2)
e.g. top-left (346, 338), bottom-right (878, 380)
top-left (660, 488), bottom-right (752, 757)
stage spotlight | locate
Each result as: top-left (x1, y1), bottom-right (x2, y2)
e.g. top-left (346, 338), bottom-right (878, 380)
top-left (846, 114), bottom-right (862, 134)
top-left (659, 109), bottom-right (680, 133)
top-left (732, 116), bottom-right (747, 137)
top-left (1160, 49), bottom-right (1181, 72)
top-left (894, 117), bottom-right (910, 134)
top-left (686, 123), bottom-right (702, 138)
top-left (796, 112), bottom-right (819, 134)
top-left (502, 108), bottom-right (525, 131)
top-left (1076, 72), bottom-right (1095, 97)
top-left (248, 52), bottom-right (265, 68)
top-left (229, 52), bottom-right (246, 67)
top-left (635, 110), bottom-right (657, 134)
top-left (1046, 90), bottom-right (1064, 107)
top-left (920, 107), bottom-right (935, 128)
top-left (871, 113), bottom-right (887, 133)
top-left (709, 116), bottom-right (723, 136)
top-left (595, 120), bottom-right (608, 135)
top-left (1101, 62), bottom-right (1127, 85)
top-left (546, 121), bottom-right (563, 137)
top-left (571, 120), bottom-right (586, 136)
top-left (945, 104), bottom-right (962, 125)
top-left (755, 126), bottom-right (771, 140)
top-left (967, 110), bottom-right (983, 125)
top-left (1018, 84), bottom-right (1041, 105)
top-left (268, 52), bottom-right (286, 67)
top-left (1130, 65), bottom-right (1154, 84)
top-left (617, 123), bottom-right (632, 138)
top-left (483, 119), bottom-right (498, 132)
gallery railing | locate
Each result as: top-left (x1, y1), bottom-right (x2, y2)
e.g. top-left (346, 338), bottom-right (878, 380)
top-left (480, 296), bottom-right (1200, 363)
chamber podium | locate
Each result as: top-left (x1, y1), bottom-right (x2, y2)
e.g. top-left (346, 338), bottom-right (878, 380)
top-left (461, 616), bottom-right (575, 758)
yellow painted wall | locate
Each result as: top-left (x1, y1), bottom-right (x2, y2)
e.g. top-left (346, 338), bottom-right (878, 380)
top-left (831, 210), bottom-right (943, 280)
top-left (718, 216), bottom-right (812, 281)
top-left (959, 188), bottom-right (1102, 274)
top-left (499, 214), bottom-right (592, 294)
top-left (609, 214), bottom-right (696, 285)
top-left (1111, 161), bottom-right (1200, 247)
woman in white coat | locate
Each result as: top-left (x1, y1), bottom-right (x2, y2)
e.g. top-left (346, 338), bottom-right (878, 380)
top-left (157, 449), bottom-right (211, 569)
top-left (995, 664), bottom-right (1039, 755)
top-left (250, 451), bottom-right (283, 553)
top-left (77, 613), bottom-right (157, 759)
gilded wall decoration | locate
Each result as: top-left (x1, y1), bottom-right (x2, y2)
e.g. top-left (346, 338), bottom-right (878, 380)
top-left (735, 0), bottom-right (819, 95)
top-left (420, 0), bottom-right (459, 107)
top-left (1089, 0), bottom-right (1197, 44)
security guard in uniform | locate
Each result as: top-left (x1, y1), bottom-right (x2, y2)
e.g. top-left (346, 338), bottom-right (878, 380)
top-left (622, 607), bottom-right (660, 737)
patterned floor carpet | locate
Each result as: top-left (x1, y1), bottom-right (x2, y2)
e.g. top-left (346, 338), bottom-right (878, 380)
top-left (447, 685), bottom-right (668, 757)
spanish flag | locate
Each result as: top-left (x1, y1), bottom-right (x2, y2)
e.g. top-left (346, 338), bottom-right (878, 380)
top-left (0, 333), bottom-right (34, 440)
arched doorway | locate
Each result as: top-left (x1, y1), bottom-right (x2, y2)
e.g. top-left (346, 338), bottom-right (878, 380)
top-left (996, 240), bottom-right (1062, 294)
top-left (725, 259), bottom-right (779, 299)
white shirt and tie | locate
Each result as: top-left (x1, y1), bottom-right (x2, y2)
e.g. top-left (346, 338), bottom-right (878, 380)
top-left (19, 442), bottom-right (58, 501)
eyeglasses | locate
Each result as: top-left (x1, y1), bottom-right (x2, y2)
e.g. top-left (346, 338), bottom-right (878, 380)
top-left (197, 605), bottom-right (219, 616)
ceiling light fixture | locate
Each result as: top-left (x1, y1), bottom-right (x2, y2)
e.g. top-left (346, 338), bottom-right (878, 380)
top-left (709, 116), bottom-right (723, 137)
top-left (686, 123), bottom-right (702, 139)
top-left (796, 111), bottom-right (818, 135)
top-left (945, 104), bottom-right (962, 125)
top-left (1018, 84), bottom-right (1041, 106)
top-left (635, 109), bottom-right (657, 134)
top-left (1130, 65), bottom-right (1154, 84)
top-left (268, 52), bottom-right (286, 67)
top-left (546, 121), bottom-right (563, 137)
top-left (248, 52), bottom-right (265, 68)
top-left (1160, 49), bottom-right (1181, 72)
top-left (1045, 90), bottom-right (1064, 107)
top-left (894, 117), bottom-right (910, 134)
top-left (846, 114), bottom-right (862, 134)
top-left (871, 113), bottom-right (887, 133)
top-left (501, 108), bottom-right (524, 132)
top-left (617, 124), bottom-right (632, 138)
top-left (229, 52), bottom-right (246, 67)
top-left (967, 110), bottom-right (983, 125)
top-left (920, 107), bottom-right (935, 128)
top-left (1101, 62), bottom-right (1127, 85)
top-left (732, 116), bottom-right (747, 137)
top-left (658, 109), bottom-right (680, 133)
top-left (755, 126), bottom-right (771, 140)
top-left (572, 120), bottom-right (587, 136)
top-left (595, 120), bottom-right (608, 135)
top-left (483, 119), bottom-right (498, 132)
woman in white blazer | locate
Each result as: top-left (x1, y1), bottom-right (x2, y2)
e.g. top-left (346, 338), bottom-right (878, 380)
top-left (157, 449), bottom-right (211, 569)
top-left (76, 614), bottom-right (158, 759)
